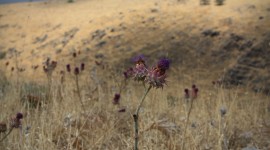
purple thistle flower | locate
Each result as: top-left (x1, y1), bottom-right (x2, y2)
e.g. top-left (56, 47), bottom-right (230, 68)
top-left (146, 67), bottom-right (167, 88)
top-left (113, 93), bottom-right (121, 105)
top-left (157, 58), bottom-right (170, 71)
top-left (133, 63), bottom-right (148, 81)
top-left (145, 58), bottom-right (170, 88)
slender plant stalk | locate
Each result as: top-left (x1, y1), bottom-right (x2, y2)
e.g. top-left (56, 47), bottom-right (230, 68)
top-left (119, 79), bottom-right (127, 94)
top-left (75, 75), bottom-right (86, 113)
top-left (133, 85), bottom-right (152, 150)
top-left (14, 50), bottom-right (20, 93)
top-left (181, 98), bottom-right (195, 150)
top-left (46, 74), bottom-right (52, 100)
top-left (0, 128), bottom-right (13, 143)
top-left (220, 116), bottom-right (228, 150)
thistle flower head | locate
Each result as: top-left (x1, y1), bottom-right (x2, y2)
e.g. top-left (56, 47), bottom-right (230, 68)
top-left (145, 58), bottom-right (170, 88)
top-left (10, 112), bottom-right (23, 129)
top-left (146, 67), bottom-right (167, 88)
top-left (157, 58), bottom-right (170, 71)
top-left (16, 113), bottom-right (23, 120)
top-left (113, 93), bottom-right (121, 105)
top-left (130, 55), bottom-right (148, 81)
top-left (133, 63), bottom-right (148, 81)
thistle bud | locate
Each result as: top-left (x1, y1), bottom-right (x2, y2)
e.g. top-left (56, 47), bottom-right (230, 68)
top-left (81, 63), bottom-right (85, 71)
top-left (184, 89), bottom-right (190, 99)
top-left (74, 67), bottom-right (80, 75)
top-left (66, 64), bottom-right (71, 72)
top-left (16, 113), bottom-right (23, 120)
top-left (113, 93), bottom-right (121, 105)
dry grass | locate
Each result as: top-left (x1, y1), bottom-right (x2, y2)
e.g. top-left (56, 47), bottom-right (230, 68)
top-left (0, 63), bottom-right (269, 150)
top-left (0, 0), bottom-right (270, 149)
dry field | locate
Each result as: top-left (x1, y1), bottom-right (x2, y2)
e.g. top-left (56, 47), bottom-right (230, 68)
top-left (0, 0), bottom-right (270, 149)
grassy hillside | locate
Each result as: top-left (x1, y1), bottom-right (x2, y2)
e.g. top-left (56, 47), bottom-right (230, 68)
top-left (0, 0), bottom-right (270, 149)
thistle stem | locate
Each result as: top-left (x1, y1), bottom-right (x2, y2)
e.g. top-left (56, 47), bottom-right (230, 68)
top-left (133, 85), bottom-right (152, 150)
top-left (181, 98), bottom-right (195, 150)
top-left (75, 75), bottom-right (86, 113)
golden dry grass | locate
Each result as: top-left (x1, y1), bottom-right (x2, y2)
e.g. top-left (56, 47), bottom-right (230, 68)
top-left (0, 63), bottom-right (270, 150)
top-left (0, 0), bottom-right (270, 149)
